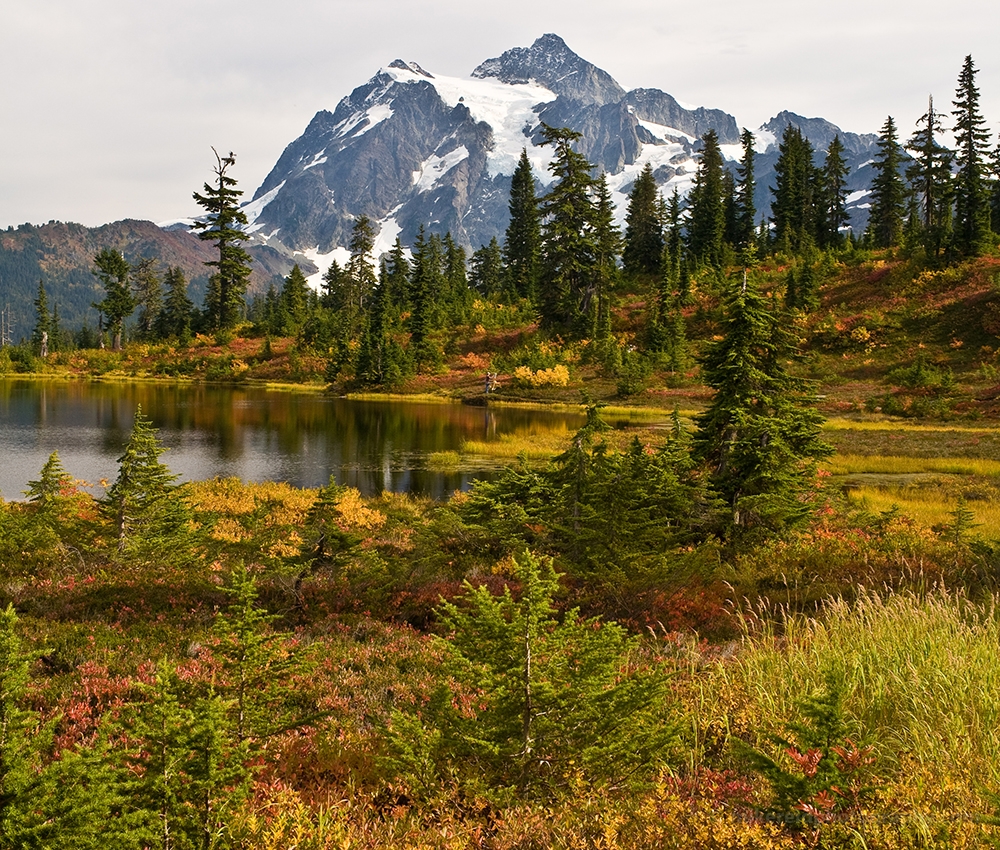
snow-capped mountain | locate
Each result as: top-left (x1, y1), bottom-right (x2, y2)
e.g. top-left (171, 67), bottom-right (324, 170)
top-left (242, 34), bottom-right (879, 272)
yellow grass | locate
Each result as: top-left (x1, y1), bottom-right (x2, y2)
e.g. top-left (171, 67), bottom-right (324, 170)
top-left (826, 454), bottom-right (1000, 476)
top-left (461, 427), bottom-right (574, 460)
top-left (823, 417), bottom-right (999, 434)
top-left (846, 486), bottom-right (1000, 539)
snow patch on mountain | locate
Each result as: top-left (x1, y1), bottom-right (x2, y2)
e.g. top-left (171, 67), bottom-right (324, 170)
top-left (297, 245), bottom-right (349, 292)
top-left (754, 128), bottom-right (777, 153)
top-left (385, 64), bottom-right (557, 181)
top-left (412, 146), bottom-right (471, 191)
top-left (244, 181), bottom-right (286, 231)
top-left (846, 189), bottom-right (871, 204)
top-left (719, 144), bottom-right (743, 162)
top-left (373, 208), bottom-right (403, 256)
top-left (637, 119), bottom-right (695, 144)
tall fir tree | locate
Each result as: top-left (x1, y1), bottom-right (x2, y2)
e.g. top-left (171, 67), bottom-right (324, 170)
top-left (345, 214), bottom-right (378, 330)
top-left (382, 238), bottom-right (411, 317)
top-left (538, 124), bottom-right (597, 331)
top-left (408, 226), bottom-right (446, 368)
top-left (589, 174), bottom-right (622, 335)
top-left (866, 116), bottom-right (907, 249)
top-left (92, 248), bottom-right (136, 351)
top-left (663, 188), bottom-right (684, 296)
top-left (694, 272), bottom-right (830, 535)
top-left (906, 95), bottom-right (954, 259)
top-left (770, 125), bottom-right (818, 253)
top-left (279, 264), bottom-right (310, 334)
top-left (443, 233), bottom-right (471, 323)
top-left (686, 129), bottom-right (727, 268)
top-left (818, 136), bottom-right (850, 248)
top-left (191, 149), bottom-right (253, 330)
top-left (156, 267), bottom-right (194, 341)
top-left (735, 127), bottom-right (758, 249)
top-left (622, 162), bottom-right (663, 277)
top-left (951, 55), bottom-right (993, 255)
top-left (470, 238), bottom-right (507, 300)
top-left (31, 279), bottom-right (50, 356)
top-left (131, 256), bottom-right (163, 340)
top-left (503, 148), bottom-right (542, 302)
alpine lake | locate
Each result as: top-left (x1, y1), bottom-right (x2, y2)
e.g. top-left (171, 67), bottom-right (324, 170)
top-left (0, 378), bottom-right (615, 502)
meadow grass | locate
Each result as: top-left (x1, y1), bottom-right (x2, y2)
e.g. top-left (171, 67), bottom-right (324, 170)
top-left (845, 486), bottom-right (1000, 538)
top-left (699, 589), bottom-right (1000, 784)
top-left (826, 453), bottom-right (1000, 476)
top-left (461, 427), bottom-right (573, 460)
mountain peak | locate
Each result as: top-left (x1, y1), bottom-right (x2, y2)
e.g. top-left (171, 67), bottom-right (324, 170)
top-left (472, 33), bottom-right (624, 106)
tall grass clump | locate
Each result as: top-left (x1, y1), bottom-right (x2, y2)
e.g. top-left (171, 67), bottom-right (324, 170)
top-left (699, 589), bottom-right (1000, 813)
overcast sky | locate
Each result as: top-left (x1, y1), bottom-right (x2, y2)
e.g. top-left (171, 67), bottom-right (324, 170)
top-left (2, 0), bottom-right (999, 230)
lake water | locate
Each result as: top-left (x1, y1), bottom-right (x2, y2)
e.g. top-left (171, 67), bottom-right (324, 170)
top-left (0, 379), bottom-right (589, 501)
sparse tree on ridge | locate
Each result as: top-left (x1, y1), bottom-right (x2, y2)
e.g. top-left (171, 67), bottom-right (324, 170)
top-left (951, 55), bottom-right (993, 256)
top-left (192, 148), bottom-right (253, 330)
top-left (906, 95), bottom-right (954, 258)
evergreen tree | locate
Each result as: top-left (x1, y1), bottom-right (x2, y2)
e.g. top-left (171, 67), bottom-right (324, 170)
top-left (952, 55), bottom-right (993, 255)
top-left (694, 272), bottom-right (831, 535)
top-left (663, 188), bottom-right (684, 296)
top-left (356, 260), bottom-right (408, 387)
top-left (622, 162), bottom-right (663, 277)
top-left (381, 238), bottom-right (411, 316)
top-left (320, 259), bottom-right (347, 311)
top-left (443, 232), bottom-right (471, 323)
top-left (156, 267), bottom-right (194, 341)
top-left (770, 125), bottom-right (818, 253)
top-left (394, 551), bottom-right (673, 797)
top-left (92, 248), bottom-right (136, 351)
top-left (686, 129), bottom-right (727, 267)
top-left (503, 148), bottom-right (542, 302)
top-left (538, 124), bottom-right (597, 330)
top-left (192, 149), bottom-right (253, 330)
top-left (589, 174), bottom-right (622, 335)
top-left (214, 567), bottom-right (311, 747)
top-left (31, 279), bottom-right (50, 357)
top-left (125, 662), bottom-right (247, 850)
top-left (735, 127), bottom-right (758, 249)
top-left (50, 301), bottom-right (63, 352)
top-left (818, 136), bottom-right (850, 249)
top-left (0, 604), bottom-right (45, 844)
top-left (131, 256), bottom-right (163, 340)
top-left (345, 215), bottom-right (378, 330)
top-left (102, 406), bottom-right (190, 559)
top-left (279, 264), bottom-right (310, 334)
top-left (906, 95), bottom-right (954, 259)
top-left (408, 227), bottom-right (445, 369)
top-left (469, 238), bottom-right (506, 300)
top-left (866, 116), bottom-right (907, 249)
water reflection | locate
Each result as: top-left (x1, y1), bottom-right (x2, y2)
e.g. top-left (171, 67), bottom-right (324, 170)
top-left (0, 379), bottom-right (587, 501)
